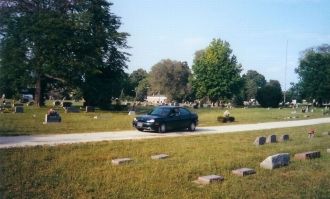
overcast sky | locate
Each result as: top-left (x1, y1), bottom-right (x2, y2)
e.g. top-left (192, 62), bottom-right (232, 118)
top-left (111, 0), bottom-right (330, 90)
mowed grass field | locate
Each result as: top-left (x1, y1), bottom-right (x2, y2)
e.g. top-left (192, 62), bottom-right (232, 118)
top-left (0, 103), bottom-right (327, 135)
top-left (1, 124), bottom-right (330, 198)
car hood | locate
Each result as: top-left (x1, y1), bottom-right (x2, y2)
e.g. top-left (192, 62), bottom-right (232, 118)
top-left (136, 114), bottom-right (163, 122)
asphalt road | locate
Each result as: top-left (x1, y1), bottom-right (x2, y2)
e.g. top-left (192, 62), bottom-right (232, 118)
top-left (1, 117), bottom-right (330, 149)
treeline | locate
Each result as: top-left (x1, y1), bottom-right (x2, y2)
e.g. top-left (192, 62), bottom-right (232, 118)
top-left (0, 1), bottom-right (329, 108)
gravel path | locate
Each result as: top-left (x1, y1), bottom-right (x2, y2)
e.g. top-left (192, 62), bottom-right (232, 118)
top-left (1, 117), bottom-right (330, 148)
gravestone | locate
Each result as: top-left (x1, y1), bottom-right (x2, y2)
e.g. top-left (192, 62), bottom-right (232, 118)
top-left (254, 136), bottom-right (266, 145)
top-left (4, 102), bottom-right (12, 108)
top-left (86, 106), bottom-right (95, 112)
top-left (64, 106), bottom-right (80, 113)
top-left (14, 106), bottom-right (24, 113)
top-left (327, 149), bottom-right (330, 153)
top-left (294, 151), bottom-right (320, 160)
top-left (151, 154), bottom-right (169, 160)
top-left (111, 158), bottom-right (132, 165)
top-left (196, 175), bottom-right (224, 184)
top-left (44, 109), bottom-right (61, 123)
top-left (279, 134), bottom-right (289, 142)
top-left (266, 135), bottom-right (277, 143)
top-left (232, 168), bottom-right (256, 176)
top-left (260, 153), bottom-right (290, 169)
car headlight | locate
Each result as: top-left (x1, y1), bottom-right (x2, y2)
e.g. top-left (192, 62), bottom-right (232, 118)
top-left (146, 119), bottom-right (155, 123)
top-left (133, 118), bottom-right (137, 122)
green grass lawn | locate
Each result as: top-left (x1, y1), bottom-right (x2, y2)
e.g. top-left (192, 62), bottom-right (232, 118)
top-left (0, 104), bottom-right (327, 136)
top-left (1, 124), bottom-right (329, 198)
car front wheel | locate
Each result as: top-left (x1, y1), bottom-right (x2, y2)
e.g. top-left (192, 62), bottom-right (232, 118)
top-left (158, 123), bottom-right (166, 133)
top-left (188, 122), bottom-right (196, 131)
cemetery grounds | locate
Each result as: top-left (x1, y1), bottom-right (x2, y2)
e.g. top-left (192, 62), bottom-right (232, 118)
top-left (0, 103), bottom-right (330, 198)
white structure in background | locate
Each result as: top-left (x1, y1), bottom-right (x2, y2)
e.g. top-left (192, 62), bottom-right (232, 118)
top-left (146, 94), bottom-right (167, 104)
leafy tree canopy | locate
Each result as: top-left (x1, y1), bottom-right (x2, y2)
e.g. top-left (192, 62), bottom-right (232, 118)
top-left (192, 38), bottom-right (243, 102)
top-left (242, 70), bottom-right (266, 100)
top-left (0, 0), bottom-right (129, 108)
top-left (256, 80), bottom-right (283, 108)
top-left (148, 59), bottom-right (191, 102)
top-left (295, 44), bottom-right (330, 104)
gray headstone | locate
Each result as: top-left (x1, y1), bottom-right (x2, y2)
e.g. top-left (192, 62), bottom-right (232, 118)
top-left (64, 106), bottom-right (80, 113)
top-left (327, 149), bottom-right (330, 153)
top-left (266, 135), bottom-right (277, 143)
top-left (294, 151), bottom-right (321, 160)
top-left (14, 106), bottom-right (24, 113)
top-left (254, 136), bottom-right (266, 145)
top-left (279, 134), bottom-right (289, 142)
top-left (260, 153), bottom-right (290, 169)
top-left (44, 114), bottom-right (61, 124)
top-left (111, 158), bottom-right (132, 165)
top-left (196, 175), bottom-right (224, 184)
top-left (232, 168), bottom-right (256, 176)
top-left (151, 154), bottom-right (169, 160)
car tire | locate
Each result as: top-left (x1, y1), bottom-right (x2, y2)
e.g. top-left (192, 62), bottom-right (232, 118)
top-left (188, 122), bottom-right (196, 131)
top-left (137, 128), bottom-right (144, 132)
top-left (158, 123), bottom-right (166, 133)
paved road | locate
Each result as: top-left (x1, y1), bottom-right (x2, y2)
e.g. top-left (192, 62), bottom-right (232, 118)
top-left (1, 117), bottom-right (330, 148)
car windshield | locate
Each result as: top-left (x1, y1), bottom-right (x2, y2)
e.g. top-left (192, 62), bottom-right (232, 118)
top-left (149, 107), bottom-right (171, 116)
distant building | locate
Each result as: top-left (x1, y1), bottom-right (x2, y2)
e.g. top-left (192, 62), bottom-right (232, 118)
top-left (146, 95), bottom-right (167, 104)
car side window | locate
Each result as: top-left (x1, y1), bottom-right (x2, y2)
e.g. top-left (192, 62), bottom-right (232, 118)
top-left (179, 108), bottom-right (190, 116)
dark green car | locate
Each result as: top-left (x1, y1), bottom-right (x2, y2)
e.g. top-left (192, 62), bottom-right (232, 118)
top-left (133, 106), bottom-right (198, 133)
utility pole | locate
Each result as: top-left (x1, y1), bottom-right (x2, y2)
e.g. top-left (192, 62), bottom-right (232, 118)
top-left (284, 40), bottom-right (288, 105)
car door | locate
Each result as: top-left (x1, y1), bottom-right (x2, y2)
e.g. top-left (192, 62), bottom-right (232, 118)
top-left (166, 108), bottom-right (182, 130)
top-left (179, 107), bottom-right (191, 128)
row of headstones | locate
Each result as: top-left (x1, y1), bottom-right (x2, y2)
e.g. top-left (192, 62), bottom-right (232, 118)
top-left (0, 103), bottom-right (25, 113)
top-left (111, 150), bottom-right (329, 185)
top-left (254, 132), bottom-right (330, 144)
top-left (43, 106), bottom-right (96, 124)
top-left (254, 134), bottom-right (289, 145)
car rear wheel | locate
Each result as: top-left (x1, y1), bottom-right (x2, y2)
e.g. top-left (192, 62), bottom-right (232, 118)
top-left (137, 128), bottom-right (144, 132)
top-left (188, 122), bottom-right (196, 131)
top-left (158, 123), bottom-right (166, 133)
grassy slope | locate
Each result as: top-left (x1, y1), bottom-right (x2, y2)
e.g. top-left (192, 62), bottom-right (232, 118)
top-left (0, 106), bottom-right (327, 135)
top-left (1, 124), bottom-right (329, 198)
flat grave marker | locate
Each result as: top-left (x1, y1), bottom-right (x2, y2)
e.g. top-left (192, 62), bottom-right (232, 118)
top-left (111, 158), bottom-right (133, 165)
top-left (151, 154), bottom-right (169, 160)
top-left (294, 151), bottom-right (321, 160)
top-left (195, 175), bottom-right (224, 185)
top-left (232, 168), bottom-right (256, 176)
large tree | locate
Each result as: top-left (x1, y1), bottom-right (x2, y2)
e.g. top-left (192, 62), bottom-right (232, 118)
top-left (295, 44), bottom-right (330, 104)
top-left (256, 80), bottom-right (283, 108)
top-left (148, 59), bottom-right (191, 102)
top-left (243, 70), bottom-right (267, 100)
top-left (192, 38), bottom-right (243, 103)
top-left (0, 0), bottom-right (129, 108)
